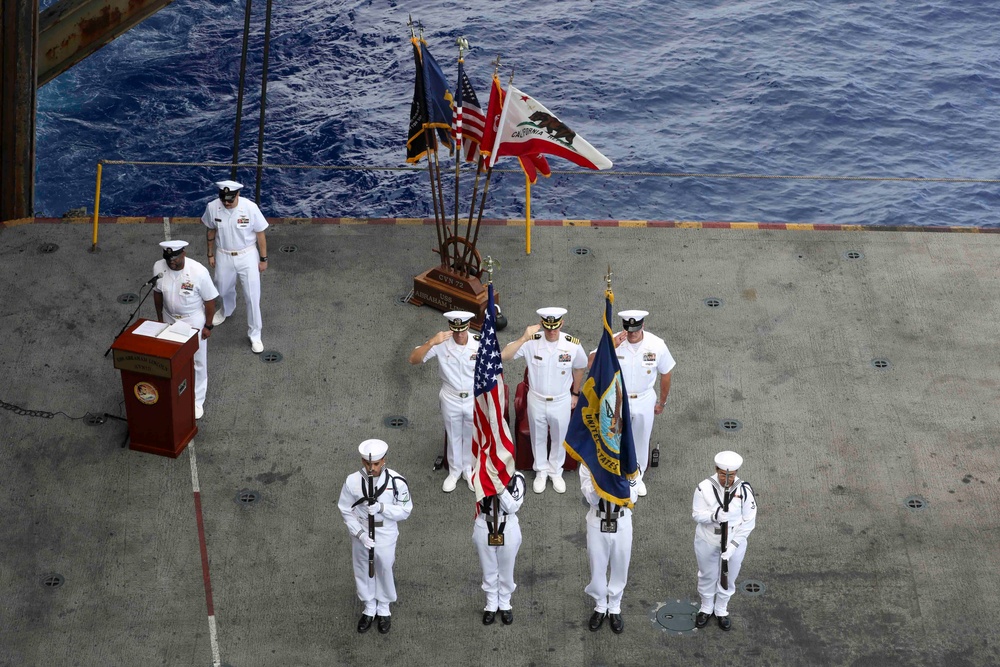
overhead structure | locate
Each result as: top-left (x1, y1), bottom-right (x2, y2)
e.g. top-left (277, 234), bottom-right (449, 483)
top-left (1, 0), bottom-right (176, 222)
top-left (38, 0), bottom-right (177, 86)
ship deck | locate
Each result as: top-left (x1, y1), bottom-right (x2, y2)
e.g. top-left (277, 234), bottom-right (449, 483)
top-left (2, 217), bottom-right (999, 666)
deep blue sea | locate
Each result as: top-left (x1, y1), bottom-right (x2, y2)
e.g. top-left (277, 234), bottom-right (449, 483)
top-left (35, 0), bottom-right (1000, 226)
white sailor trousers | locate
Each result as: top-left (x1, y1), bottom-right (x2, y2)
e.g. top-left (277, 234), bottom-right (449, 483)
top-left (215, 248), bottom-right (262, 339)
top-left (627, 391), bottom-right (656, 473)
top-left (584, 512), bottom-right (633, 614)
top-left (694, 536), bottom-right (748, 616)
top-left (351, 535), bottom-right (398, 617)
top-left (525, 392), bottom-right (570, 475)
top-left (164, 310), bottom-right (207, 409)
top-left (439, 387), bottom-right (474, 477)
top-left (472, 519), bottom-right (522, 611)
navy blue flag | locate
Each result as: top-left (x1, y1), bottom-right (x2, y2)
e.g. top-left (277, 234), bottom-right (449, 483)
top-left (406, 37), bottom-right (453, 163)
top-left (564, 288), bottom-right (638, 507)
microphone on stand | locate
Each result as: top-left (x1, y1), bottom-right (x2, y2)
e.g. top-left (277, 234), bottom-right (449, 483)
top-left (145, 272), bottom-right (164, 286)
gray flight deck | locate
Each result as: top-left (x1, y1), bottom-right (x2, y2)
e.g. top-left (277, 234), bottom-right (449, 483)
top-left (2, 218), bottom-right (999, 667)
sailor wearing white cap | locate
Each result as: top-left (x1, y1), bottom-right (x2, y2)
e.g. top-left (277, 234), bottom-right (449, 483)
top-left (501, 307), bottom-right (587, 494)
top-left (692, 450), bottom-right (757, 631)
top-left (408, 311), bottom-right (481, 492)
top-left (588, 309), bottom-right (675, 497)
top-left (152, 240), bottom-right (219, 419)
top-left (201, 179), bottom-right (269, 353)
top-left (337, 439), bottom-right (413, 635)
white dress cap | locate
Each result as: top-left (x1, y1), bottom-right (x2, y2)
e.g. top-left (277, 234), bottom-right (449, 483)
top-left (359, 438), bottom-right (389, 461)
top-left (536, 307), bottom-right (567, 320)
top-left (443, 310), bottom-right (475, 331)
top-left (215, 180), bottom-right (244, 192)
top-left (159, 240), bottom-right (189, 252)
top-left (618, 309), bottom-right (649, 321)
top-left (714, 450), bottom-right (743, 472)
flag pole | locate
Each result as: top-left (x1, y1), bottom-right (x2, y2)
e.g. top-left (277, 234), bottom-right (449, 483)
top-left (453, 38), bottom-right (469, 241)
top-left (416, 24), bottom-right (448, 267)
top-left (525, 171), bottom-right (532, 255)
top-left (461, 56), bottom-right (502, 272)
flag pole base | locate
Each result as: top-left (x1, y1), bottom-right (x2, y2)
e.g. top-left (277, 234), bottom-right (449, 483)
top-left (410, 266), bottom-right (498, 331)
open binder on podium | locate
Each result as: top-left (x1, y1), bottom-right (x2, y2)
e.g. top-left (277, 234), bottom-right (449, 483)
top-left (110, 318), bottom-right (199, 457)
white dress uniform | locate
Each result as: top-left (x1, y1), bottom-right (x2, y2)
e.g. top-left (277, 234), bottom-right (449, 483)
top-left (421, 335), bottom-right (480, 481)
top-left (152, 257), bottom-right (219, 412)
top-left (692, 464), bottom-right (757, 619)
top-left (605, 331), bottom-right (675, 474)
top-left (513, 333), bottom-right (587, 477)
top-left (473, 472), bottom-right (525, 613)
top-left (201, 193), bottom-right (268, 340)
top-left (338, 465), bottom-right (413, 618)
top-left (581, 464), bottom-right (638, 615)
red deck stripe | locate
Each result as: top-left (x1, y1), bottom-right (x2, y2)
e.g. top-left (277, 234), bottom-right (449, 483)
top-left (193, 491), bottom-right (215, 616)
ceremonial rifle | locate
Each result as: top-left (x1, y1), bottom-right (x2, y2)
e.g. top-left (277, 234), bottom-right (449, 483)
top-left (720, 483), bottom-right (733, 589)
top-left (367, 463), bottom-right (376, 579)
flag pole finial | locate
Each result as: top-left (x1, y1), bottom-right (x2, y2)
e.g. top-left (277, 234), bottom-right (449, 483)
top-left (491, 54), bottom-right (502, 77)
top-left (456, 36), bottom-right (469, 60)
top-left (484, 255), bottom-right (498, 285)
top-left (407, 14), bottom-right (416, 38)
top-left (605, 264), bottom-right (613, 290)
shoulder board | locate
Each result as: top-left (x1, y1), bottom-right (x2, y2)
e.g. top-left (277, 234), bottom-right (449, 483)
top-left (564, 334), bottom-right (580, 344)
top-left (532, 333), bottom-right (542, 340)
top-left (473, 334), bottom-right (482, 341)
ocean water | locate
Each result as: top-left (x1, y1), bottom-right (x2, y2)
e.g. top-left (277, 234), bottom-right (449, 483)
top-left (34, 0), bottom-right (1000, 226)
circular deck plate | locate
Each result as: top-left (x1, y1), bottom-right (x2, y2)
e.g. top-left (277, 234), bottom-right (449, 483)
top-left (650, 599), bottom-right (699, 635)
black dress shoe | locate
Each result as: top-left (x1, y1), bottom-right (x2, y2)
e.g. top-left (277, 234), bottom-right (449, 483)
top-left (588, 611), bottom-right (606, 631)
top-left (695, 612), bottom-right (711, 628)
top-left (717, 615), bottom-right (732, 631)
top-left (500, 609), bottom-right (513, 625)
top-left (609, 613), bottom-right (624, 634)
top-left (357, 614), bottom-right (374, 634)
top-left (483, 610), bottom-right (496, 625)
top-left (377, 615), bottom-right (391, 634)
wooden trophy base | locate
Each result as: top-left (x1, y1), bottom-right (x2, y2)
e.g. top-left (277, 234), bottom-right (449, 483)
top-left (411, 266), bottom-right (496, 330)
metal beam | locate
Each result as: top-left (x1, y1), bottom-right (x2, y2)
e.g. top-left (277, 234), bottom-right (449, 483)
top-left (1, 0), bottom-right (38, 222)
top-left (38, 0), bottom-right (175, 87)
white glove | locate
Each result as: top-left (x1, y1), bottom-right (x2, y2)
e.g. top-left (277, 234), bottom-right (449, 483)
top-left (716, 507), bottom-right (739, 523)
top-left (357, 530), bottom-right (375, 549)
top-left (367, 501), bottom-right (382, 516)
top-left (721, 542), bottom-right (736, 561)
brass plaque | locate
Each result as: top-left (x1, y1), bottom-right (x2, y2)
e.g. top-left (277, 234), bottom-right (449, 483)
top-left (488, 533), bottom-right (505, 547)
top-left (113, 350), bottom-right (172, 378)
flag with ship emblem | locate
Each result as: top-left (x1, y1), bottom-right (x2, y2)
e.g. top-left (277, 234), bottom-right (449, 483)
top-left (471, 283), bottom-right (517, 501)
top-left (480, 75), bottom-right (552, 184)
top-left (406, 38), bottom-right (454, 163)
top-left (453, 59), bottom-right (486, 163)
top-left (564, 287), bottom-right (637, 507)
top-left (488, 84), bottom-right (612, 172)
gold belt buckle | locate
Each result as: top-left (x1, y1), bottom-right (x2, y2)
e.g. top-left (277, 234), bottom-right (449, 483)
top-left (488, 532), bottom-right (505, 546)
top-left (545, 397), bottom-right (553, 402)
top-left (459, 392), bottom-right (468, 398)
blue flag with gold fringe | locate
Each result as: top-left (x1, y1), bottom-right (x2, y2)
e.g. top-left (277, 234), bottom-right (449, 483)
top-left (564, 288), bottom-right (638, 507)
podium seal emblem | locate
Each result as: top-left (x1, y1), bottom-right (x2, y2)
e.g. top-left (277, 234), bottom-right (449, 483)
top-left (134, 382), bottom-right (159, 405)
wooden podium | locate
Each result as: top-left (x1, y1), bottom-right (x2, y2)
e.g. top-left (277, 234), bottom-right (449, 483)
top-left (110, 319), bottom-right (199, 458)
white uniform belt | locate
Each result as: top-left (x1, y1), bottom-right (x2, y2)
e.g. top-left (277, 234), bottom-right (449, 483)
top-left (627, 389), bottom-right (655, 399)
top-left (168, 312), bottom-right (198, 319)
top-left (218, 244), bottom-right (256, 256)
top-left (442, 385), bottom-right (473, 399)
top-left (530, 389), bottom-right (566, 402)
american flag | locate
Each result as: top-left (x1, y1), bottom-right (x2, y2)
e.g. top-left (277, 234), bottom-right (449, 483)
top-left (471, 283), bottom-right (516, 500)
top-left (453, 60), bottom-right (486, 163)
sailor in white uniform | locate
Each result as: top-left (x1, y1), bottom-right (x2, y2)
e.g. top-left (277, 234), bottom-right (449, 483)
top-left (473, 471), bottom-right (526, 626)
top-left (408, 311), bottom-right (480, 493)
top-left (201, 180), bottom-right (269, 353)
top-left (692, 450), bottom-right (757, 631)
top-left (589, 310), bottom-right (675, 496)
top-left (581, 464), bottom-right (637, 634)
top-left (152, 240), bottom-right (219, 420)
top-left (501, 307), bottom-right (587, 494)
top-left (337, 439), bottom-right (413, 635)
